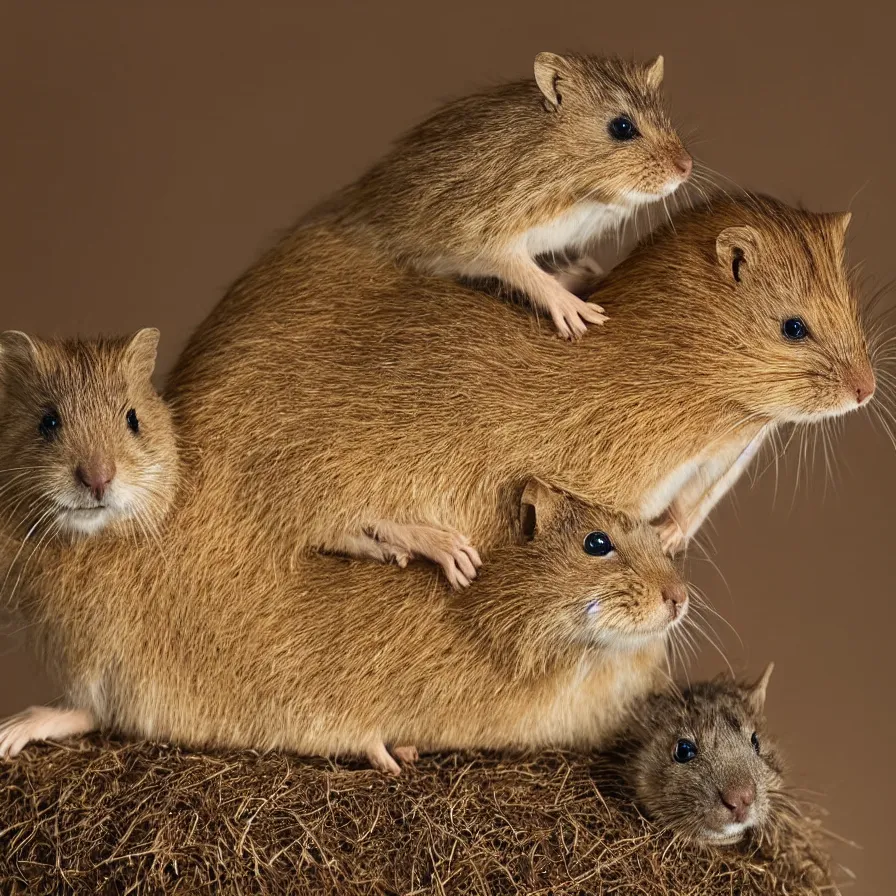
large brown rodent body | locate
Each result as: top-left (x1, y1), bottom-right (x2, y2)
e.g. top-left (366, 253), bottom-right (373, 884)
top-left (166, 193), bottom-right (875, 573)
top-left (0, 341), bottom-right (688, 769)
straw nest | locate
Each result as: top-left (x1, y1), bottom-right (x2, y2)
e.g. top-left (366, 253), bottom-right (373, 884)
top-left (0, 735), bottom-right (836, 895)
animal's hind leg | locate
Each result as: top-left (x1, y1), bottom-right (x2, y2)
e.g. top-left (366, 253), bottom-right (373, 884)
top-left (366, 742), bottom-right (402, 775)
top-left (392, 745), bottom-right (419, 763)
top-left (367, 520), bottom-right (482, 589)
top-left (0, 706), bottom-right (96, 758)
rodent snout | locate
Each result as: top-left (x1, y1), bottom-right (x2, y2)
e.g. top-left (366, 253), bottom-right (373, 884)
top-left (75, 460), bottom-right (116, 503)
top-left (719, 783), bottom-right (755, 824)
top-left (661, 582), bottom-right (688, 619)
top-left (850, 366), bottom-right (876, 406)
top-left (672, 152), bottom-right (692, 179)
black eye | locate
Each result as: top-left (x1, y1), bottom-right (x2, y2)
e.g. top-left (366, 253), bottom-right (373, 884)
top-left (751, 731), bottom-right (760, 754)
top-left (673, 738), bottom-right (698, 763)
top-left (38, 410), bottom-right (61, 441)
top-left (583, 530), bottom-right (614, 556)
top-left (608, 115), bottom-right (639, 141)
top-left (782, 317), bottom-right (808, 341)
top-left (126, 409), bottom-right (139, 434)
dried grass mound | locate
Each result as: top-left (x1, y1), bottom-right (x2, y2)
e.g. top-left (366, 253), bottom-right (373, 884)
top-left (0, 735), bottom-right (835, 895)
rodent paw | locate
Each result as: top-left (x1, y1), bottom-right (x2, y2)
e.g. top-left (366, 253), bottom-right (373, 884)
top-left (549, 294), bottom-right (608, 340)
top-left (370, 521), bottom-right (482, 588)
top-left (392, 745), bottom-right (419, 763)
top-left (434, 537), bottom-right (482, 589)
top-left (366, 744), bottom-right (402, 776)
top-left (0, 706), bottom-right (93, 759)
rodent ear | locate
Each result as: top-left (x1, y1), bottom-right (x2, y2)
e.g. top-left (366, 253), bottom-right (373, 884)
top-left (716, 225), bottom-right (761, 285)
top-left (124, 328), bottom-right (160, 381)
top-left (534, 52), bottom-right (570, 110)
top-left (745, 661), bottom-right (775, 715)
top-left (824, 211), bottom-right (852, 244)
top-left (0, 330), bottom-right (39, 383)
top-left (644, 55), bottom-right (664, 89)
top-left (519, 477), bottom-right (565, 540)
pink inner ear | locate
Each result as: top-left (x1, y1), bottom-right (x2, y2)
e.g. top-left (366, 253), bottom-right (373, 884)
top-left (587, 600), bottom-right (600, 615)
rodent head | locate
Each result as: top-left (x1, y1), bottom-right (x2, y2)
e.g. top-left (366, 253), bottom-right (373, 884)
top-left (618, 194), bottom-right (875, 423)
top-left (476, 478), bottom-right (689, 655)
top-left (0, 329), bottom-right (178, 539)
top-left (631, 663), bottom-right (783, 845)
top-left (533, 52), bottom-right (692, 206)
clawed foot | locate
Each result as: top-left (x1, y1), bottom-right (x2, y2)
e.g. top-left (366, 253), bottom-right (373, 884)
top-left (547, 290), bottom-right (607, 340)
top-left (0, 706), bottom-right (95, 759)
top-left (369, 521), bottom-right (483, 589)
top-left (366, 742), bottom-right (419, 775)
top-left (392, 744), bottom-right (419, 763)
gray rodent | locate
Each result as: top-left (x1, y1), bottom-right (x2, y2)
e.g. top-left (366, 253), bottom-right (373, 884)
top-left (626, 663), bottom-right (783, 845)
top-left (314, 52), bottom-right (692, 339)
top-left (0, 337), bottom-right (690, 770)
top-left (164, 192), bottom-right (876, 588)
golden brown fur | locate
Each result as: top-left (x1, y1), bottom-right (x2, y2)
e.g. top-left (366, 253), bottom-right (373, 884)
top-left (165, 192), bottom-right (875, 575)
top-left (0, 329), bottom-right (178, 543)
top-left (0, 193), bottom-right (876, 770)
top-left (314, 52), bottom-right (691, 338)
top-left (0, 351), bottom-right (688, 767)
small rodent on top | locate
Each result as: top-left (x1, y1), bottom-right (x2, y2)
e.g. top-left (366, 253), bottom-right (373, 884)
top-left (0, 329), bottom-right (178, 540)
top-left (322, 52), bottom-right (692, 339)
top-left (627, 664), bottom-right (782, 845)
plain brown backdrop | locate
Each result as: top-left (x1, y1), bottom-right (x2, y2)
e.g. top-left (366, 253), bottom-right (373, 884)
top-left (1, 1), bottom-right (893, 891)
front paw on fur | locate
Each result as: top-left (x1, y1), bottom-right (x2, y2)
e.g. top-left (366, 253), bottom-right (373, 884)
top-left (550, 293), bottom-right (608, 340)
top-left (430, 532), bottom-right (482, 589)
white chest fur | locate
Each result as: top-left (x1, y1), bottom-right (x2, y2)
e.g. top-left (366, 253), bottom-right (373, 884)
top-left (519, 201), bottom-right (628, 258)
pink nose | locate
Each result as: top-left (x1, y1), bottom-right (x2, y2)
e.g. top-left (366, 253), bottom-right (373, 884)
top-left (76, 462), bottom-right (116, 502)
top-left (674, 153), bottom-right (693, 178)
top-left (854, 369), bottom-right (876, 405)
top-left (720, 784), bottom-right (755, 823)
top-left (662, 582), bottom-right (688, 618)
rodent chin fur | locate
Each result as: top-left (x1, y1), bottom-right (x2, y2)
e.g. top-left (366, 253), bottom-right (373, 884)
top-left (0, 329), bottom-right (179, 544)
top-left (625, 664), bottom-right (783, 845)
top-left (0, 480), bottom-right (689, 773)
top-left (315, 52), bottom-right (691, 339)
top-left (165, 191), bottom-right (876, 582)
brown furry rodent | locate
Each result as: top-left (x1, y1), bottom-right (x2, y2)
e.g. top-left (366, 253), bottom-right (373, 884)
top-left (165, 193), bottom-right (876, 586)
top-left (1, 471), bottom-right (688, 774)
top-left (0, 330), bottom-right (179, 754)
top-left (626, 664), bottom-right (782, 845)
top-left (316, 52), bottom-right (692, 339)
top-left (0, 329), bottom-right (178, 540)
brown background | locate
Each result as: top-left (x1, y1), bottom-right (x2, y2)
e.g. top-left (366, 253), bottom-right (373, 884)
top-left (1, 1), bottom-right (893, 891)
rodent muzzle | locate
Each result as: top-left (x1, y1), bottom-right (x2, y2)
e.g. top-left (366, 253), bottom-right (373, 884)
top-left (672, 152), bottom-right (692, 179)
top-left (850, 365), bottom-right (876, 406)
top-left (719, 783), bottom-right (755, 825)
top-left (75, 460), bottom-right (116, 504)
top-left (662, 582), bottom-right (688, 621)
